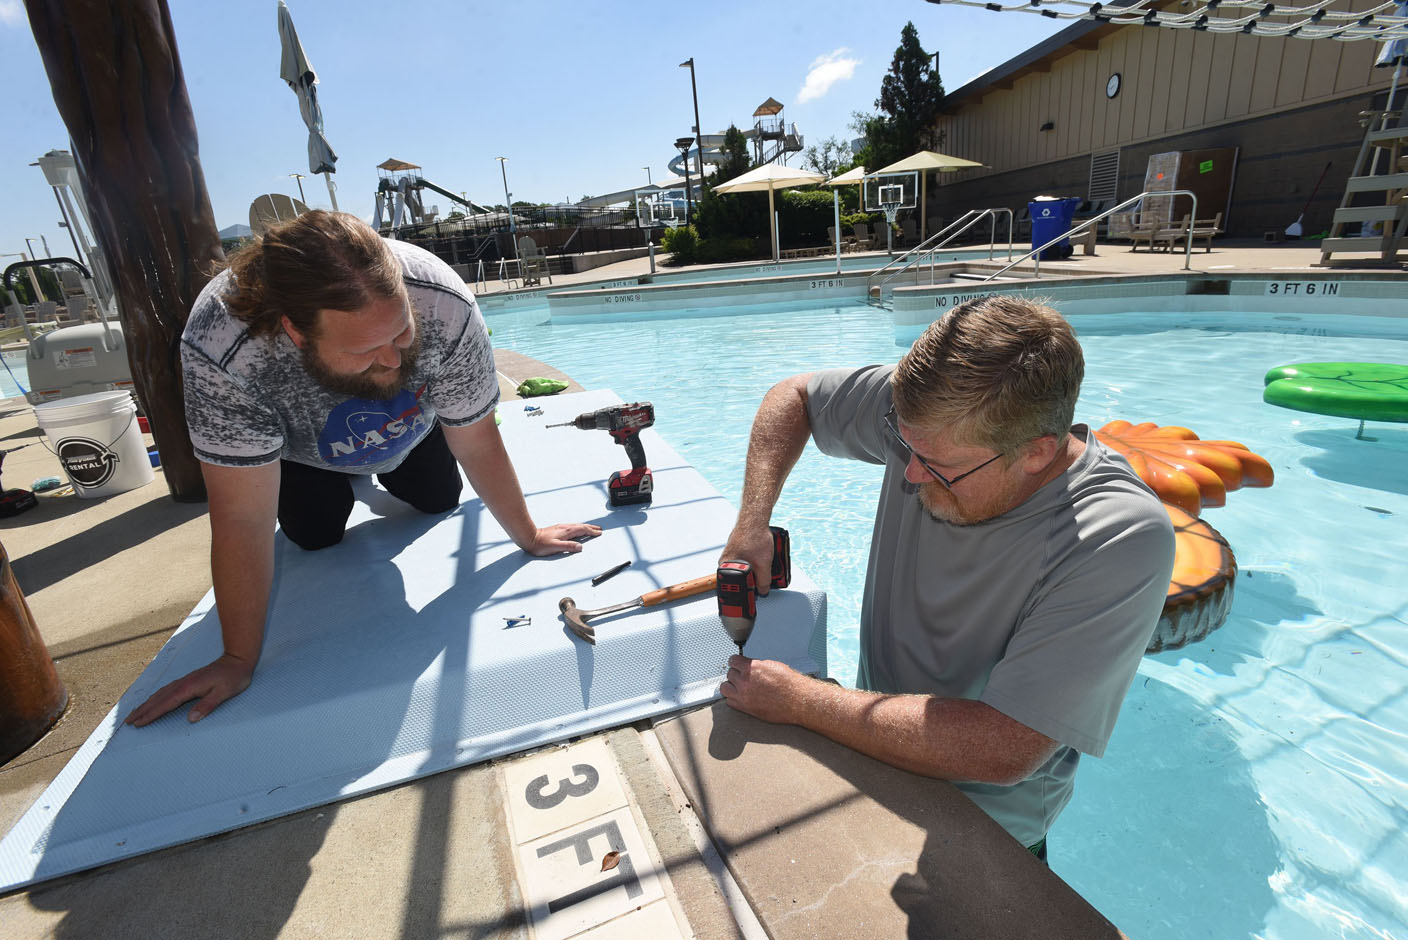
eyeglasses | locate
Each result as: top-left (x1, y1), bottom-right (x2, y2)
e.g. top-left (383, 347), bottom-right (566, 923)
top-left (882, 406), bottom-right (1004, 490)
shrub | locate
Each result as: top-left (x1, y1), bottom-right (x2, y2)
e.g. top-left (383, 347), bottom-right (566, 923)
top-left (778, 189), bottom-right (835, 247)
top-left (697, 236), bottom-right (762, 264)
top-left (660, 225), bottom-right (699, 265)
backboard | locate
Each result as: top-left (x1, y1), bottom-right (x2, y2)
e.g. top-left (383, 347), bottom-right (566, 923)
top-left (862, 171), bottom-right (919, 213)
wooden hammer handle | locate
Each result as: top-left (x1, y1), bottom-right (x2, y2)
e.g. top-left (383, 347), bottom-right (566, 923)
top-left (639, 574), bottom-right (718, 608)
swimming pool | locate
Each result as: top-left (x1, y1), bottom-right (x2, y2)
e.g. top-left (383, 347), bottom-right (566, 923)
top-left (484, 295), bottom-right (1408, 940)
top-left (0, 350), bottom-right (29, 400)
top-left (476, 246), bottom-right (1008, 310)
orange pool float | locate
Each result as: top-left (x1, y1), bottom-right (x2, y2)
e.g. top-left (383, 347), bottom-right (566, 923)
top-left (1151, 504), bottom-right (1236, 653)
top-left (1092, 421), bottom-right (1273, 652)
top-left (1093, 420), bottom-right (1274, 517)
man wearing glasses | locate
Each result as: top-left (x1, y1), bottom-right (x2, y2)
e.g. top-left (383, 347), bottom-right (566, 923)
top-left (719, 295), bottom-right (1174, 860)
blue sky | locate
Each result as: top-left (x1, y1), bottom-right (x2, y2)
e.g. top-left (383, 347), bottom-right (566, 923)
top-left (0, 0), bottom-right (1067, 261)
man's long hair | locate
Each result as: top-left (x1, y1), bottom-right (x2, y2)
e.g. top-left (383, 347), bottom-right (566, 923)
top-left (221, 210), bottom-right (402, 338)
top-left (892, 295), bottom-right (1084, 455)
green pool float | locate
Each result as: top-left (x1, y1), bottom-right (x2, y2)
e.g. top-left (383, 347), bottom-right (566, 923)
top-left (1263, 361), bottom-right (1408, 439)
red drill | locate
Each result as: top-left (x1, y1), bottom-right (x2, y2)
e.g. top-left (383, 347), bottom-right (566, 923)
top-left (717, 526), bottom-right (792, 654)
top-left (547, 402), bottom-right (655, 507)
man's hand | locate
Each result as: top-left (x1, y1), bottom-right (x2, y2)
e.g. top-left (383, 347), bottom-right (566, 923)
top-left (720, 525), bottom-right (777, 595)
top-left (123, 653), bottom-right (256, 727)
top-left (719, 655), bottom-right (808, 724)
top-left (527, 522), bottom-right (602, 556)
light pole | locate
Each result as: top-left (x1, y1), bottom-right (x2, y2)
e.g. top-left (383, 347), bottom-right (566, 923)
top-left (289, 173), bottom-right (307, 204)
top-left (675, 137), bottom-right (694, 226)
top-left (642, 166), bottom-right (652, 187)
top-left (679, 58), bottom-right (704, 189)
top-left (496, 156), bottom-right (517, 259)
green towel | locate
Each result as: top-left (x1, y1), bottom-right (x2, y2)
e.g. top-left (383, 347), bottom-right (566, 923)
top-left (516, 377), bottom-right (568, 397)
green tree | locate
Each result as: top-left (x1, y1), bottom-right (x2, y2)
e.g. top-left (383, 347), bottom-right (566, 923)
top-left (802, 136), bottom-right (855, 177)
top-left (708, 125), bottom-right (752, 186)
top-left (852, 22), bottom-right (946, 170)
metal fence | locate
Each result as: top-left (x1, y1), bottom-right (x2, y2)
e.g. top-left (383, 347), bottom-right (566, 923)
top-left (390, 205), bottom-right (662, 271)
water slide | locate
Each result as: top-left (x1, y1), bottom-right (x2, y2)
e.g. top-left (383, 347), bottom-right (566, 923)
top-left (373, 176), bottom-right (497, 231)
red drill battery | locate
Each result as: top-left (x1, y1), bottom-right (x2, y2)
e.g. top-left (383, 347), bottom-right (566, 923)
top-left (716, 526), bottom-right (791, 652)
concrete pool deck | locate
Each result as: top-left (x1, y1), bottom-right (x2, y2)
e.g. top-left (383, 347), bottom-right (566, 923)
top-left (0, 239), bottom-right (1401, 937)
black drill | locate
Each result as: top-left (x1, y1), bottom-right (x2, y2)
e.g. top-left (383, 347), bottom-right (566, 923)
top-left (547, 402), bottom-right (655, 507)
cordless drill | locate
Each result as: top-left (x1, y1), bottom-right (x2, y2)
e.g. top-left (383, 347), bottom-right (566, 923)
top-left (547, 402), bottom-right (655, 507)
top-left (717, 526), bottom-right (792, 654)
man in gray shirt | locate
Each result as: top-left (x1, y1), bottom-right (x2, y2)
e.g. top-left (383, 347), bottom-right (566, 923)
top-left (126, 211), bottom-right (600, 727)
top-left (719, 296), bottom-right (1174, 855)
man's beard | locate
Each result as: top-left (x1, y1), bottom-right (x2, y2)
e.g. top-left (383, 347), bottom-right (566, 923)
top-left (301, 327), bottom-right (422, 400)
top-left (915, 475), bottom-right (1019, 526)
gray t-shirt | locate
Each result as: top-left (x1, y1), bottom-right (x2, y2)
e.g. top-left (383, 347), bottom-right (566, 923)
top-left (807, 365), bottom-right (1175, 847)
top-left (182, 239), bottom-right (498, 474)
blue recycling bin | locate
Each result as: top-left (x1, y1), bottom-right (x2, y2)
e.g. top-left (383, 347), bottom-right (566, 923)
top-left (1029, 197), bottom-right (1082, 260)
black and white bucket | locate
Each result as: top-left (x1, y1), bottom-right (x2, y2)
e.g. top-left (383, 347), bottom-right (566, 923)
top-left (33, 391), bottom-right (154, 498)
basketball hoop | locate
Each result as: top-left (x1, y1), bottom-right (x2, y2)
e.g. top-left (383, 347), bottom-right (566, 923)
top-left (863, 172), bottom-right (919, 254)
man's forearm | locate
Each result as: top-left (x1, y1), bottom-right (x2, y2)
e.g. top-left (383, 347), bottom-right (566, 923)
top-left (735, 375), bottom-right (814, 529)
top-left (450, 420), bottom-right (539, 549)
top-left (209, 518), bottom-right (276, 664)
top-left (781, 675), bottom-right (1055, 787)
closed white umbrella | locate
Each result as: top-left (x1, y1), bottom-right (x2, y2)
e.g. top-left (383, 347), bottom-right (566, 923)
top-left (713, 163), bottom-right (826, 262)
top-left (278, 0), bottom-right (339, 210)
top-left (875, 150), bottom-right (985, 241)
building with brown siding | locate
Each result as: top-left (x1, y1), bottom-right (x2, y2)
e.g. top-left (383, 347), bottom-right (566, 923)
top-left (929, 0), bottom-right (1398, 238)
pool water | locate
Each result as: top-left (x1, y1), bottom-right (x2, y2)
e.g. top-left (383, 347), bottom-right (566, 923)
top-left (0, 351), bottom-right (29, 399)
top-left (486, 297), bottom-right (1408, 940)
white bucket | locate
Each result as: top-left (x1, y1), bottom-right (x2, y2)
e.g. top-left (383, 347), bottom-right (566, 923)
top-left (33, 391), bottom-right (155, 499)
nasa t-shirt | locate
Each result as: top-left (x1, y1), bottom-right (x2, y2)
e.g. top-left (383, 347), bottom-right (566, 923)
top-left (181, 239), bottom-right (498, 474)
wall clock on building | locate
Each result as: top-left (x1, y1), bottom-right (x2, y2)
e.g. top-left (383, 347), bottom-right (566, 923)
top-left (1106, 72), bottom-right (1122, 99)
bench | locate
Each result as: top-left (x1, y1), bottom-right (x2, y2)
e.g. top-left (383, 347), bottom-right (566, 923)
top-left (1155, 213), bottom-right (1224, 252)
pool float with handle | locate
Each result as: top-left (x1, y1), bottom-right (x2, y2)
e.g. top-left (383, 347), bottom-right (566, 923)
top-left (1093, 420), bottom-right (1274, 517)
top-left (1263, 361), bottom-right (1408, 439)
top-left (1152, 504), bottom-right (1236, 653)
top-left (1092, 421), bottom-right (1274, 652)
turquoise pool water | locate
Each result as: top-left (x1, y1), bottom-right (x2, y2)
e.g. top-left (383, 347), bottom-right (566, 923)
top-left (0, 351), bottom-right (29, 399)
top-left (485, 297), bottom-right (1408, 940)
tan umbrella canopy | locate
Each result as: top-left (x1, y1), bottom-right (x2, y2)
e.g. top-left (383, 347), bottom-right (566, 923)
top-left (874, 150), bottom-right (985, 241)
top-left (713, 163), bottom-right (826, 262)
top-left (824, 165), bottom-right (867, 187)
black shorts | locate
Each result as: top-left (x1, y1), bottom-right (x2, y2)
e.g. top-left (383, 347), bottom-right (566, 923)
top-left (277, 421), bottom-right (463, 550)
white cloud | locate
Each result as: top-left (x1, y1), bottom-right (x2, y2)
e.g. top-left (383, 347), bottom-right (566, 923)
top-left (797, 49), bottom-right (860, 104)
top-left (0, 1), bottom-right (24, 28)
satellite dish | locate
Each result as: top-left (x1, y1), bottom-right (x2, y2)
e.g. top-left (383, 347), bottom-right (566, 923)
top-left (248, 193), bottom-right (310, 234)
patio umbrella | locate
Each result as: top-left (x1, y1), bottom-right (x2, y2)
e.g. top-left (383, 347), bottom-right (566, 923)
top-left (875, 150), bottom-right (985, 241)
top-left (278, 0), bottom-right (339, 210)
top-left (713, 163), bottom-right (826, 262)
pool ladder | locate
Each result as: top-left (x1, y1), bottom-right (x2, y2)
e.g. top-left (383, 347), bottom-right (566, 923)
top-left (865, 208), bottom-right (1014, 307)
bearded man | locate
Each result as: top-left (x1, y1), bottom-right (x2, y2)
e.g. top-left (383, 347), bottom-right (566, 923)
top-left (717, 295), bottom-right (1174, 862)
top-left (127, 211), bottom-right (599, 727)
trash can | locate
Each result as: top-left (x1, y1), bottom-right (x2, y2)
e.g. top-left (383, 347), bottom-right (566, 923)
top-left (1029, 196), bottom-right (1083, 260)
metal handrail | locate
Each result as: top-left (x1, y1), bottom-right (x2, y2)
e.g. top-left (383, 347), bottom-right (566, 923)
top-left (474, 259), bottom-right (487, 293)
top-left (983, 190), bottom-right (1199, 281)
top-left (865, 207), bottom-right (1014, 299)
top-left (497, 257), bottom-right (520, 290)
top-left (866, 210), bottom-right (979, 298)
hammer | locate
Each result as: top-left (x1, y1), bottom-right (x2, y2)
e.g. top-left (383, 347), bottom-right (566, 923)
top-left (559, 573), bottom-right (718, 644)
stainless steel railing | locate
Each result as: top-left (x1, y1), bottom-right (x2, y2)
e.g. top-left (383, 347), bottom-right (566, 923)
top-left (981, 190), bottom-right (1199, 281)
top-left (866, 207), bottom-right (1015, 301)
